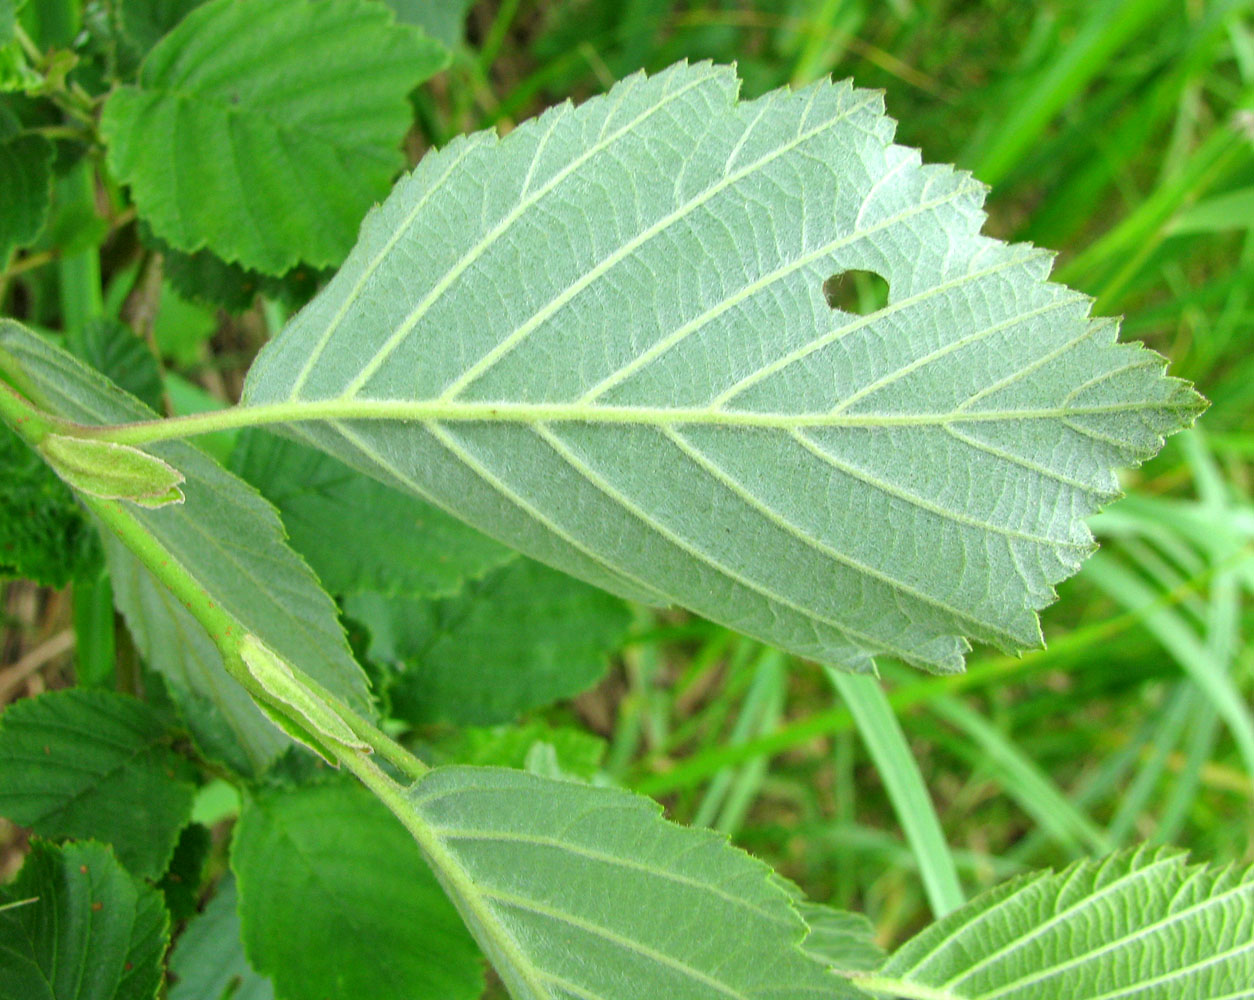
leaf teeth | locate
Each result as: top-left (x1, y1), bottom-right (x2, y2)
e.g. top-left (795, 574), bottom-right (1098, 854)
top-left (244, 61), bottom-right (1200, 674)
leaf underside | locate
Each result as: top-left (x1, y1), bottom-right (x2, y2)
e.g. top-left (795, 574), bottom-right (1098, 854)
top-left (404, 766), bottom-right (860, 1000)
top-left (883, 847), bottom-right (1254, 999)
top-left (244, 61), bottom-right (1203, 674)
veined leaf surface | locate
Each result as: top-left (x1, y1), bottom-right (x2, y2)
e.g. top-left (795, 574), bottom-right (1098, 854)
top-left (877, 848), bottom-right (1254, 998)
top-left (402, 766), bottom-right (859, 1000)
top-left (244, 62), bottom-right (1203, 672)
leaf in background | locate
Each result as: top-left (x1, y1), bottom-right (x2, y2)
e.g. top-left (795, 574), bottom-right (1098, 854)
top-left (347, 558), bottom-right (632, 725)
top-left (243, 62), bottom-right (1204, 675)
top-left (156, 822), bottom-right (211, 924)
top-left (793, 900), bottom-right (884, 973)
top-left (877, 847), bottom-right (1254, 998)
top-left (67, 318), bottom-right (164, 412)
top-left (384, 0), bottom-right (473, 48)
top-left (232, 778), bottom-right (483, 1000)
top-left (401, 765), bottom-right (861, 1000)
top-left (101, 0), bottom-right (449, 274)
top-left (117, 0), bottom-right (205, 54)
top-left (0, 689), bottom-right (196, 879)
top-left (231, 430), bottom-right (513, 599)
top-left (168, 875), bottom-right (274, 1000)
top-left (0, 321), bottom-right (373, 775)
top-left (0, 126), bottom-right (52, 263)
top-left (0, 421), bottom-right (100, 586)
top-left (0, 840), bottom-right (169, 1000)
top-left (428, 720), bottom-right (607, 778)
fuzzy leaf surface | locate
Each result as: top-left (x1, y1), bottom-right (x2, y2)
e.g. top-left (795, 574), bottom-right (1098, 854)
top-left (0, 840), bottom-right (168, 1000)
top-left (243, 62), bottom-right (1203, 674)
top-left (232, 778), bottom-right (482, 1000)
top-left (879, 847), bottom-right (1254, 999)
top-left (0, 689), bottom-right (195, 879)
top-left (401, 765), bottom-right (859, 1000)
top-left (101, 0), bottom-right (447, 273)
top-left (0, 321), bottom-right (373, 774)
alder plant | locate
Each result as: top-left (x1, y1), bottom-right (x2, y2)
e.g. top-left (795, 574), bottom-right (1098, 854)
top-left (0, 2), bottom-right (1250, 999)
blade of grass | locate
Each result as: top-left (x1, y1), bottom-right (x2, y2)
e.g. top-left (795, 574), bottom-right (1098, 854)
top-left (826, 669), bottom-right (964, 918)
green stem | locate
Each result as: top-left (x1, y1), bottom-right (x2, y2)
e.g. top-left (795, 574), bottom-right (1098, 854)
top-left (49, 395), bottom-right (1195, 447)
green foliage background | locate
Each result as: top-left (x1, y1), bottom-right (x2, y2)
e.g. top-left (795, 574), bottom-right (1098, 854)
top-left (0, 1), bottom-right (1251, 998)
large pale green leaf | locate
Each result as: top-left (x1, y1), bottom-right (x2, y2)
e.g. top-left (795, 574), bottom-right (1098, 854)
top-left (0, 840), bottom-right (169, 1000)
top-left (101, 0), bottom-right (448, 273)
top-left (232, 778), bottom-right (482, 1000)
top-left (871, 848), bottom-right (1254, 999)
top-left (399, 765), bottom-right (859, 1000)
top-left (347, 557), bottom-right (631, 725)
top-left (0, 322), bottom-right (373, 774)
top-left (243, 62), bottom-right (1203, 674)
top-left (0, 689), bottom-right (196, 879)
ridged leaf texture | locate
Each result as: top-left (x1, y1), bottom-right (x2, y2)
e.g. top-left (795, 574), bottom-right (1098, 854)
top-left (244, 62), bottom-right (1203, 674)
top-left (101, 0), bottom-right (448, 273)
top-left (403, 766), bottom-right (859, 1000)
top-left (880, 847), bottom-right (1254, 999)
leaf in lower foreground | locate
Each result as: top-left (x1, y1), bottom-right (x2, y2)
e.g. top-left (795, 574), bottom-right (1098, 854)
top-left (232, 778), bottom-right (482, 1000)
top-left (0, 689), bottom-right (196, 879)
top-left (402, 765), bottom-right (860, 1000)
top-left (0, 840), bottom-right (169, 1000)
top-left (101, 0), bottom-right (448, 273)
top-left (243, 61), bottom-right (1204, 675)
top-left (876, 847), bottom-right (1254, 999)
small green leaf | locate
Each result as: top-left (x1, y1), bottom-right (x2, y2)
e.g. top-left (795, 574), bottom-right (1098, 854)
top-left (0, 840), bottom-right (170, 1000)
top-left (794, 900), bottom-right (884, 973)
top-left (117, 0), bottom-right (205, 54)
top-left (39, 433), bottom-right (186, 507)
top-left (168, 875), bottom-right (274, 1000)
top-left (101, 0), bottom-right (449, 273)
top-left (877, 847), bottom-right (1254, 998)
top-left (0, 129), bottom-right (53, 262)
top-left (156, 822), bottom-right (211, 924)
top-left (231, 430), bottom-right (513, 599)
top-left (400, 766), bottom-right (861, 1000)
top-left (348, 558), bottom-right (632, 726)
top-left (239, 632), bottom-right (371, 761)
top-left (232, 778), bottom-right (483, 1000)
top-left (0, 689), bottom-right (196, 879)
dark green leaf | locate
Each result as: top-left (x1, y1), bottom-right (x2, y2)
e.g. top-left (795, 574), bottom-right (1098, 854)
top-left (0, 840), bottom-right (169, 1000)
top-left (168, 875), bottom-right (274, 1000)
top-left (67, 318), bottom-right (164, 412)
top-left (231, 430), bottom-right (513, 599)
top-left (0, 130), bottom-right (52, 262)
top-left (232, 777), bottom-right (483, 1000)
top-left (0, 689), bottom-right (196, 879)
top-left (156, 822), bottom-right (211, 924)
top-left (101, 0), bottom-right (449, 273)
top-left (0, 420), bottom-right (100, 586)
top-left (349, 558), bottom-right (632, 725)
top-left (117, 0), bottom-right (205, 53)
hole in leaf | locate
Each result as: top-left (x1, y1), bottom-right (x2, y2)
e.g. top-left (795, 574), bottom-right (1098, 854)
top-left (822, 269), bottom-right (890, 314)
